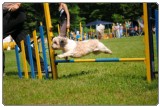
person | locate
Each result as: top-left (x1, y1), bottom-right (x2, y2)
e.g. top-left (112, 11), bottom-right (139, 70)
top-left (112, 23), bottom-right (116, 38)
top-left (119, 23), bottom-right (123, 38)
top-left (3, 3), bottom-right (45, 75)
top-left (96, 24), bottom-right (105, 40)
top-left (125, 21), bottom-right (131, 36)
top-left (134, 25), bottom-right (138, 35)
top-left (58, 3), bottom-right (70, 37)
top-left (115, 23), bottom-right (120, 38)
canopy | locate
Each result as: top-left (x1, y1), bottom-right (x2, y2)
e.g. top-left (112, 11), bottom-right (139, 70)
top-left (86, 20), bottom-right (113, 26)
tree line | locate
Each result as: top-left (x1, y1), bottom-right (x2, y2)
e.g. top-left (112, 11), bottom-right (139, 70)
top-left (22, 3), bottom-right (158, 35)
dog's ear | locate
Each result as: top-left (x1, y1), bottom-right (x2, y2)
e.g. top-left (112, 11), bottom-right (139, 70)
top-left (60, 38), bottom-right (67, 47)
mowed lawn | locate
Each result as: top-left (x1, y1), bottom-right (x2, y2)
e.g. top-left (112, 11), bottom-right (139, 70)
top-left (2, 36), bottom-right (158, 105)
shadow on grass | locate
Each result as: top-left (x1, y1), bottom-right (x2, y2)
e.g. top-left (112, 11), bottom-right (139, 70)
top-left (5, 71), bottom-right (18, 76)
top-left (59, 71), bottom-right (90, 79)
top-left (4, 70), bottom-right (91, 79)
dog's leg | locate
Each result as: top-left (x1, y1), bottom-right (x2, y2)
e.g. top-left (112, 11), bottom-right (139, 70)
top-left (58, 51), bottom-right (73, 58)
top-left (62, 50), bottom-right (68, 60)
top-left (94, 42), bottom-right (112, 54)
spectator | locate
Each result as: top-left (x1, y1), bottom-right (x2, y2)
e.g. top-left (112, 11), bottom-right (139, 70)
top-left (134, 25), bottom-right (138, 35)
top-left (96, 24), bottom-right (105, 40)
top-left (112, 23), bottom-right (116, 38)
top-left (125, 21), bottom-right (131, 36)
top-left (119, 23), bottom-right (123, 38)
top-left (115, 23), bottom-right (120, 38)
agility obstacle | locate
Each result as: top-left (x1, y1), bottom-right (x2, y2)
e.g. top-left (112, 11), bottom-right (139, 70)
top-left (43, 3), bottom-right (157, 83)
top-left (14, 3), bottom-right (158, 83)
top-left (155, 9), bottom-right (158, 58)
top-left (15, 24), bottom-right (50, 79)
top-left (55, 58), bottom-right (145, 63)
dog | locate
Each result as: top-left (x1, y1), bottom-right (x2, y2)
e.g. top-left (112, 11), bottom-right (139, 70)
top-left (52, 36), bottom-right (112, 58)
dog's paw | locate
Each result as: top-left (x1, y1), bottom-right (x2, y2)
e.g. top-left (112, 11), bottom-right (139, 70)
top-left (57, 54), bottom-right (65, 58)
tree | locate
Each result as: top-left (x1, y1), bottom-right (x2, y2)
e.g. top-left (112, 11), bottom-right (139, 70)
top-left (111, 14), bottom-right (124, 23)
top-left (23, 3), bottom-right (44, 34)
top-left (21, 3), bottom-right (158, 34)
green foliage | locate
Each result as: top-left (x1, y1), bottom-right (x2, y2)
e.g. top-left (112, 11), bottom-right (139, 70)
top-left (68, 4), bottom-right (81, 31)
top-left (21, 3), bottom-right (158, 34)
top-left (83, 27), bottom-right (90, 33)
top-left (111, 13), bottom-right (124, 23)
top-left (22, 3), bottom-right (44, 33)
top-left (119, 4), bottom-right (143, 20)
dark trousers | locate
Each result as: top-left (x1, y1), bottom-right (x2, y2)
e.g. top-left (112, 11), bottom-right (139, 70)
top-left (3, 9), bottom-right (44, 72)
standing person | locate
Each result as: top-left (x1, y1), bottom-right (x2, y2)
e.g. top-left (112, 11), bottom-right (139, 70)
top-left (112, 23), bottom-right (116, 38)
top-left (119, 23), bottom-right (123, 38)
top-left (96, 24), bottom-right (105, 40)
top-left (59, 3), bottom-right (70, 37)
top-left (115, 23), bottom-right (120, 38)
top-left (134, 25), bottom-right (138, 35)
top-left (3, 3), bottom-right (45, 75)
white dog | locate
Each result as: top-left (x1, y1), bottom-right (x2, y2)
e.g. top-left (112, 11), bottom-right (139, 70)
top-left (52, 36), bottom-right (112, 58)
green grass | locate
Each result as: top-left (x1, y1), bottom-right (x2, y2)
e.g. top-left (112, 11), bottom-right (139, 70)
top-left (3, 36), bottom-right (158, 105)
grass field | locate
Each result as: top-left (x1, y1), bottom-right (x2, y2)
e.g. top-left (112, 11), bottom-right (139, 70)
top-left (2, 36), bottom-right (158, 105)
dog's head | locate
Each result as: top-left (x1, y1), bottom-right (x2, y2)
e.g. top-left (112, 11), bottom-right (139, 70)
top-left (52, 36), bottom-right (67, 50)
